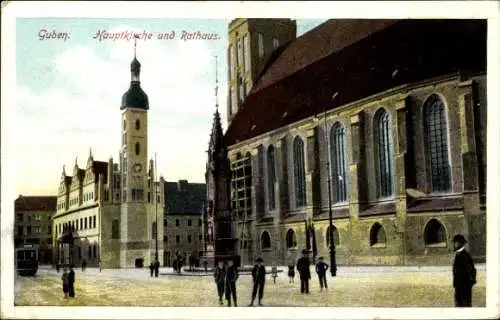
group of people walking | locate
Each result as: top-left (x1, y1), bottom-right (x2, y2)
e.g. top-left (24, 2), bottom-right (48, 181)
top-left (61, 265), bottom-right (76, 298)
top-left (149, 259), bottom-right (160, 277)
top-left (214, 259), bottom-right (239, 306)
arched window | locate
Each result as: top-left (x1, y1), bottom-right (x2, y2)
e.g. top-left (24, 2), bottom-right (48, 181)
top-left (325, 225), bottom-right (340, 247)
top-left (424, 94), bottom-right (451, 193)
top-left (135, 119), bottom-right (140, 130)
top-left (424, 218), bottom-right (446, 245)
top-left (261, 231), bottom-right (271, 249)
top-left (374, 109), bottom-right (394, 198)
top-left (369, 222), bottom-right (387, 246)
top-left (293, 136), bottom-right (306, 207)
top-left (286, 229), bottom-right (297, 249)
top-left (135, 142), bottom-right (140, 156)
top-left (267, 145), bottom-right (276, 210)
top-left (330, 122), bottom-right (348, 203)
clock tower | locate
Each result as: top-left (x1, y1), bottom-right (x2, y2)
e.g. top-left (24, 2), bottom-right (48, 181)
top-left (119, 42), bottom-right (162, 268)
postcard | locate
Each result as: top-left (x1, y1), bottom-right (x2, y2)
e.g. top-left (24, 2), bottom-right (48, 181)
top-left (1, 1), bottom-right (499, 320)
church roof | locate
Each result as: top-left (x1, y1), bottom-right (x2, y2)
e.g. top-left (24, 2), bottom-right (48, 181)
top-left (164, 181), bottom-right (206, 216)
top-left (225, 19), bottom-right (486, 146)
top-left (15, 195), bottom-right (57, 212)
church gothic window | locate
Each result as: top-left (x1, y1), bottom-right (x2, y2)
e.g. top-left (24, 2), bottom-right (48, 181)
top-left (424, 94), bottom-right (451, 193)
top-left (369, 222), bottom-right (387, 246)
top-left (244, 34), bottom-right (251, 73)
top-left (267, 145), bottom-right (276, 210)
top-left (325, 225), bottom-right (340, 247)
top-left (152, 222), bottom-right (157, 240)
top-left (231, 152), bottom-right (253, 220)
top-left (261, 231), bottom-right (271, 249)
top-left (135, 142), bottom-right (140, 156)
top-left (286, 229), bottom-right (297, 249)
top-left (258, 33), bottom-right (264, 58)
top-left (293, 136), bottom-right (307, 207)
top-left (330, 122), bottom-right (348, 203)
top-left (135, 119), bottom-right (140, 130)
top-left (273, 38), bottom-right (279, 50)
top-left (374, 108), bottom-right (394, 198)
top-left (424, 218), bottom-right (446, 245)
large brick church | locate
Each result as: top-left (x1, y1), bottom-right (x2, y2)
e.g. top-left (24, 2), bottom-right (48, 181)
top-left (204, 19), bottom-right (487, 266)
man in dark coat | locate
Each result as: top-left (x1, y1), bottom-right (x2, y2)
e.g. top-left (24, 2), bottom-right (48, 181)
top-left (225, 259), bottom-right (239, 307)
top-left (214, 260), bottom-right (226, 305)
top-left (68, 265), bottom-right (76, 298)
top-left (315, 256), bottom-right (329, 291)
top-left (452, 234), bottom-right (477, 307)
top-left (249, 257), bottom-right (266, 306)
top-left (297, 249), bottom-right (311, 294)
top-left (154, 259), bottom-right (160, 277)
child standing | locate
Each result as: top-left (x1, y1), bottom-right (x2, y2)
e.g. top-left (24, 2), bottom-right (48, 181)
top-left (61, 267), bottom-right (69, 298)
top-left (287, 261), bottom-right (295, 283)
top-left (271, 263), bottom-right (278, 284)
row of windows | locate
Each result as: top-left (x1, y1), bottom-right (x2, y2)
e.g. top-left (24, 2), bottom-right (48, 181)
top-left (56, 215), bottom-right (97, 235)
top-left (17, 226), bottom-right (50, 236)
top-left (169, 218), bottom-right (203, 227)
top-left (15, 213), bottom-right (48, 222)
top-left (258, 218), bottom-right (448, 249)
top-left (83, 191), bottom-right (95, 202)
top-left (253, 94), bottom-right (452, 210)
top-left (164, 234), bottom-right (202, 244)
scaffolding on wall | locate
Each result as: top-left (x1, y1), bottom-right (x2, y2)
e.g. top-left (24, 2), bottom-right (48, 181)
top-left (231, 153), bottom-right (253, 264)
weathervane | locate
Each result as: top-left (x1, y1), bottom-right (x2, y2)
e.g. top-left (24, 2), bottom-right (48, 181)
top-left (134, 34), bottom-right (139, 57)
top-left (215, 55), bottom-right (219, 111)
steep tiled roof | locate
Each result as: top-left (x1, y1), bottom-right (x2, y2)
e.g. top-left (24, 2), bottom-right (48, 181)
top-left (225, 19), bottom-right (487, 146)
top-left (250, 19), bottom-right (398, 94)
top-left (15, 196), bottom-right (57, 212)
top-left (164, 181), bottom-right (206, 215)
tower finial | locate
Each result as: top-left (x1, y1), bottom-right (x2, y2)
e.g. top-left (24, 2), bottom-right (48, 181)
top-left (134, 34), bottom-right (138, 58)
top-left (89, 148), bottom-right (93, 157)
top-left (215, 55), bottom-right (219, 111)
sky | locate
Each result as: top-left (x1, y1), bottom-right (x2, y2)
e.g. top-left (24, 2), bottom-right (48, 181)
top-left (14, 18), bottom-right (326, 196)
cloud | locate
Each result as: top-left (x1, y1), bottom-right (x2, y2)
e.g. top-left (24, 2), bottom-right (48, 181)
top-left (15, 24), bottom-right (222, 195)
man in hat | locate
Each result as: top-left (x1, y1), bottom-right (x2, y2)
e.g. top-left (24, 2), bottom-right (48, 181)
top-left (315, 256), bottom-right (329, 291)
top-left (296, 249), bottom-right (311, 294)
top-left (249, 257), bottom-right (266, 306)
top-left (452, 234), bottom-right (477, 307)
top-left (225, 258), bottom-right (239, 307)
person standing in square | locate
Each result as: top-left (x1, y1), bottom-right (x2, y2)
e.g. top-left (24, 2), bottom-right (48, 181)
top-left (61, 267), bottom-right (69, 298)
top-left (249, 257), bottom-right (266, 306)
top-left (296, 249), bottom-right (311, 294)
top-left (225, 259), bottom-right (239, 307)
top-left (68, 265), bottom-right (76, 298)
top-left (214, 260), bottom-right (226, 305)
top-left (452, 234), bottom-right (477, 307)
top-left (315, 257), bottom-right (329, 291)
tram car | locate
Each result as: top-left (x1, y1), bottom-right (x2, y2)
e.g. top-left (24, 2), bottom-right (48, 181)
top-left (15, 245), bottom-right (39, 276)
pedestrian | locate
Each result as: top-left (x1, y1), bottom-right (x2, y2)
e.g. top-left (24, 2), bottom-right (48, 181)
top-left (149, 262), bottom-right (154, 277)
top-left (214, 260), bottom-right (226, 305)
top-left (225, 259), bottom-right (239, 307)
top-left (154, 259), bottom-right (160, 277)
top-left (315, 256), bottom-right (329, 291)
top-left (204, 260), bottom-right (208, 272)
top-left (81, 259), bottom-right (87, 272)
top-left (296, 249), bottom-right (311, 294)
top-left (61, 267), bottom-right (69, 298)
top-left (271, 263), bottom-right (278, 284)
top-left (249, 257), bottom-right (266, 307)
top-left (68, 265), bottom-right (76, 298)
top-left (287, 261), bottom-right (295, 283)
top-left (452, 234), bottom-right (477, 307)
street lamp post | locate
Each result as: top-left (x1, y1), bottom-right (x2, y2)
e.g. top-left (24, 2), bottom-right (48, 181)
top-left (155, 152), bottom-right (159, 262)
top-left (323, 95), bottom-right (337, 277)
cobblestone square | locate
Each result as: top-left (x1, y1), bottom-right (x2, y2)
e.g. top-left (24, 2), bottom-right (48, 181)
top-left (14, 265), bottom-right (486, 307)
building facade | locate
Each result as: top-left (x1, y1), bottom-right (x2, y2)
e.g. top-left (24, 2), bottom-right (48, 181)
top-left (14, 195), bottom-right (57, 264)
top-left (162, 180), bottom-right (205, 267)
top-left (52, 50), bottom-right (165, 268)
top-left (207, 19), bottom-right (487, 266)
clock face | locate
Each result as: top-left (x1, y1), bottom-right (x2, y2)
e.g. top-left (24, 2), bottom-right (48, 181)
top-left (133, 163), bottom-right (142, 173)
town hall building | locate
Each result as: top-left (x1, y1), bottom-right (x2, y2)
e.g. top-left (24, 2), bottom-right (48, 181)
top-left (52, 49), bottom-right (165, 268)
top-left (206, 19), bottom-right (487, 266)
